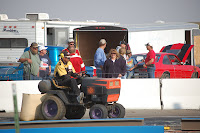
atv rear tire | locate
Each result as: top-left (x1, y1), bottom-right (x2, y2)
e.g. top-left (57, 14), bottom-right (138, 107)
top-left (108, 103), bottom-right (125, 118)
top-left (89, 104), bottom-right (108, 119)
top-left (65, 105), bottom-right (86, 119)
top-left (41, 95), bottom-right (66, 120)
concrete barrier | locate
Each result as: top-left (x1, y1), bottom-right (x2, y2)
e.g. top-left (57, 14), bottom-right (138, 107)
top-left (118, 79), bottom-right (161, 109)
top-left (161, 79), bottom-right (200, 109)
top-left (0, 80), bottom-right (41, 112)
top-left (1, 78), bottom-right (200, 112)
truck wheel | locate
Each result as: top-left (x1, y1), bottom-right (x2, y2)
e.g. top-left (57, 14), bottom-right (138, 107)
top-left (65, 105), bottom-right (86, 119)
top-left (89, 104), bottom-right (108, 119)
top-left (41, 95), bottom-right (66, 120)
top-left (108, 103), bottom-right (125, 118)
top-left (160, 73), bottom-right (170, 78)
top-left (191, 72), bottom-right (198, 78)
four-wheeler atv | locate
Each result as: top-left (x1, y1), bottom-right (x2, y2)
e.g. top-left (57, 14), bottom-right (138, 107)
top-left (38, 76), bottom-right (125, 120)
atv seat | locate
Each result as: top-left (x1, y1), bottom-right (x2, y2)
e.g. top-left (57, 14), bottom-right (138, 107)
top-left (52, 79), bottom-right (70, 90)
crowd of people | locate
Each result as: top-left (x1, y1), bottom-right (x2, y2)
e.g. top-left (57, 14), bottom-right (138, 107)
top-left (17, 38), bottom-right (155, 103)
top-left (18, 38), bottom-right (155, 81)
top-left (94, 39), bottom-right (156, 79)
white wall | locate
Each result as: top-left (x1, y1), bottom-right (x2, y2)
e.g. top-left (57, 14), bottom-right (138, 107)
top-left (1, 79), bottom-right (200, 112)
top-left (118, 79), bottom-right (161, 109)
top-left (0, 80), bottom-right (41, 112)
top-left (128, 29), bottom-right (185, 54)
top-left (161, 79), bottom-right (200, 109)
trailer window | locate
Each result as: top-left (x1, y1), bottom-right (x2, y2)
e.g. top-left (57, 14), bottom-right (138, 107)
top-left (0, 38), bottom-right (28, 48)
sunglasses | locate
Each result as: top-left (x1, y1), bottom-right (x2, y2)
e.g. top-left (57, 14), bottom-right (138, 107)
top-left (69, 43), bottom-right (74, 45)
top-left (111, 53), bottom-right (116, 54)
top-left (33, 47), bottom-right (38, 49)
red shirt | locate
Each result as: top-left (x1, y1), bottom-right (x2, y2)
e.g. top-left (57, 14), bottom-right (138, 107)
top-left (70, 53), bottom-right (85, 73)
top-left (145, 50), bottom-right (155, 65)
top-left (62, 48), bottom-right (80, 56)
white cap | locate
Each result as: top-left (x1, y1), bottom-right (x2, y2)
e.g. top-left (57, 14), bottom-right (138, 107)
top-left (39, 46), bottom-right (47, 51)
top-left (68, 39), bottom-right (74, 43)
top-left (99, 39), bottom-right (107, 45)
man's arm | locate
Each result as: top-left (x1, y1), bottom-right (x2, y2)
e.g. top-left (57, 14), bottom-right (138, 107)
top-left (143, 58), bottom-right (154, 67)
top-left (94, 52), bottom-right (103, 67)
top-left (18, 51), bottom-right (32, 64)
top-left (18, 58), bottom-right (32, 64)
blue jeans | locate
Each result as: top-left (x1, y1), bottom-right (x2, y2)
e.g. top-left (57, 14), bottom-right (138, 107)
top-left (30, 74), bottom-right (42, 80)
top-left (126, 71), bottom-right (134, 79)
top-left (96, 67), bottom-right (102, 78)
top-left (147, 65), bottom-right (155, 78)
top-left (23, 72), bottom-right (42, 80)
top-left (121, 74), bottom-right (126, 79)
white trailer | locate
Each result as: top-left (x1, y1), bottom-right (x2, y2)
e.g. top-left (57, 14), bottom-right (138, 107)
top-left (0, 13), bottom-right (119, 63)
top-left (124, 22), bottom-right (200, 65)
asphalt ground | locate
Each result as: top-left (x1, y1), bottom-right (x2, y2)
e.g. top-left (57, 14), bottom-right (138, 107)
top-left (1, 109), bottom-right (200, 131)
top-left (1, 109), bottom-right (200, 133)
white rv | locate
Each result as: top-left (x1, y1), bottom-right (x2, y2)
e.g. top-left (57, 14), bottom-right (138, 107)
top-left (0, 13), bottom-right (119, 63)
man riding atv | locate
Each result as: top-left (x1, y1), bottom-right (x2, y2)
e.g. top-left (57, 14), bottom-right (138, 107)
top-left (38, 52), bottom-right (125, 120)
top-left (54, 51), bottom-right (84, 103)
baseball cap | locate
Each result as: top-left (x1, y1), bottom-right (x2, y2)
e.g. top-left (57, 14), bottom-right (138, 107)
top-left (99, 39), bottom-right (107, 45)
top-left (119, 41), bottom-right (127, 45)
top-left (63, 51), bottom-right (71, 58)
top-left (68, 39), bottom-right (74, 43)
top-left (145, 43), bottom-right (151, 46)
top-left (30, 42), bottom-right (38, 48)
top-left (39, 46), bottom-right (48, 51)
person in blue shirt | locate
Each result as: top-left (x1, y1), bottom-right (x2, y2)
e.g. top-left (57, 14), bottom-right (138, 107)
top-left (126, 50), bottom-right (138, 79)
top-left (94, 39), bottom-right (107, 77)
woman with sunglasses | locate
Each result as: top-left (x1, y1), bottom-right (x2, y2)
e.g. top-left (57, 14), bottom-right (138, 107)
top-left (103, 49), bottom-right (126, 78)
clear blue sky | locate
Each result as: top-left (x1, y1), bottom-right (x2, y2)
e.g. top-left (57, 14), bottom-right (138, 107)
top-left (1, 0), bottom-right (200, 24)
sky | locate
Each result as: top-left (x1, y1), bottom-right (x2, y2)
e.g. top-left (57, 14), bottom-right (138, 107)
top-left (1, 0), bottom-right (200, 24)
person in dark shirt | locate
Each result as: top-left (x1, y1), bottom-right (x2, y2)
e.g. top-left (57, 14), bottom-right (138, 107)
top-left (103, 49), bottom-right (126, 78)
top-left (39, 46), bottom-right (51, 79)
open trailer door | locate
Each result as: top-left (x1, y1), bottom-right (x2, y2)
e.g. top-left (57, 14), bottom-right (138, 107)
top-left (74, 26), bottom-right (128, 66)
top-left (193, 29), bottom-right (200, 66)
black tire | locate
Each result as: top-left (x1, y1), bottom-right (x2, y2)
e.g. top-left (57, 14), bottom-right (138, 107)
top-left (108, 103), bottom-right (125, 118)
top-left (191, 72), bottom-right (198, 78)
top-left (41, 95), bottom-right (66, 120)
top-left (160, 73), bottom-right (170, 79)
top-left (89, 104), bottom-right (108, 119)
top-left (65, 105), bottom-right (86, 119)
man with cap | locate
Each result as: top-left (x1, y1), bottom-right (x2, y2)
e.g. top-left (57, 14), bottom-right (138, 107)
top-left (126, 50), bottom-right (138, 79)
top-left (18, 42), bottom-right (41, 80)
top-left (94, 39), bottom-right (107, 77)
top-left (62, 39), bottom-right (80, 56)
top-left (143, 43), bottom-right (156, 78)
top-left (116, 41), bottom-right (131, 53)
top-left (39, 46), bottom-right (51, 79)
top-left (54, 51), bottom-right (84, 103)
top-left (68, 47), bottom-right (86, 74)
